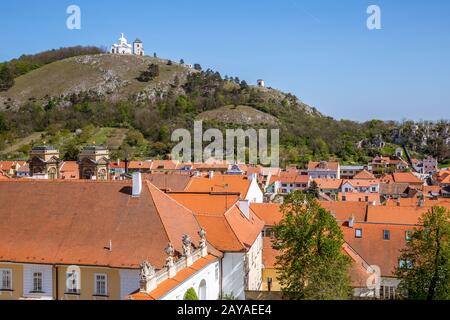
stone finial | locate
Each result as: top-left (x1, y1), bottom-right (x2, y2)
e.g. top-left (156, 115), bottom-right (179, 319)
top-left (182, 234), bottom-right (192, 255)
top-left (198, 228), bottom-right (208, 257)
top-left (182, 234), bottom-right (193, 267)
top-left (165, 243), bottom-right (176, 278)
top-left (139, 261), bottom-right (156, 293)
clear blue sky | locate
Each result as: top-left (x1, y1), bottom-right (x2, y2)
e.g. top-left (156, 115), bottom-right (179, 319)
top-left (1, 0), bottom-right (449, 121)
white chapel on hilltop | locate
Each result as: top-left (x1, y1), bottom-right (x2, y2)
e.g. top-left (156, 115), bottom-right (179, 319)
top-left (110, 33), bottom-right (144, 56)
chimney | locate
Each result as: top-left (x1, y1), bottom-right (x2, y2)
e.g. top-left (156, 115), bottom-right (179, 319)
top-left (117, 158), bottom-right (120, 166)
top-left (208, 171), bottom-right (214, 179)
top-left (348, 215), bottom-right (355, 228)
top-left (239, 200), bottom-right (250, 219)
top-left (396, 198), bottom-right (401, 207)
top-left (132, 172), bottom-right (142, 197)
top-left (248, 173), bottom-right (257, 181)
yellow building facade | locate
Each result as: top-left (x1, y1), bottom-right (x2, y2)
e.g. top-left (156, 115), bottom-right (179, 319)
top-left (0, 263), bottom-right (126, 300)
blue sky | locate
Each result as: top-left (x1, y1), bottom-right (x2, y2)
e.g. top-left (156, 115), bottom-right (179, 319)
top-left (1, 0), bottom-right (449, 121)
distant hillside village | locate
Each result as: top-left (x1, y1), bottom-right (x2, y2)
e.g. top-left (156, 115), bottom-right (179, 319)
top-left (1, 143), bottom-right (449, 300)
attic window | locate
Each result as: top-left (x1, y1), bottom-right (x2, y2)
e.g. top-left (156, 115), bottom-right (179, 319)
top-left (405, 231), bottom-right (412, 241)
top-left (355, 229), bottom-right (362, 238)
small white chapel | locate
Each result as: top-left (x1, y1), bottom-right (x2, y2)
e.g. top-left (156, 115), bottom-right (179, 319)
top-left (111, 33), bottom-right (145, 56)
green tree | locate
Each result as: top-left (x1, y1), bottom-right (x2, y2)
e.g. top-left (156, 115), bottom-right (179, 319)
top-left (272, 191), bottom-right (352, 300)
top-left (396, 206), bottom-right (450, 300)
top-left (183, 288), bottom-right (199, 300)
top-left (0, 64), bottom-right (14, 91)
top-left (306, 180), bottom-right (320, 198)
top-left (137, 64), bottom-right (160, 82)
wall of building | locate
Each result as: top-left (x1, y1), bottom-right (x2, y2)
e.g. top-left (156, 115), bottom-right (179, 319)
top-left (246, 179), bottom-right (264, 203)
top-left (246, 234), bottom-right (263, 291)
top-left (222, 252), bottom-right (245, 300)
top-left (0, 263), bottom-right (23, 300)
top-left (56, 266), bottom-right (121, 300)
top-left (261, 268), bottom-right (281, 292)
top-left (161, 260), bottom-right (220, 300)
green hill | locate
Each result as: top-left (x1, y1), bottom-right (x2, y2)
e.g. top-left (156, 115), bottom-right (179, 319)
top-left (0, 49), bottom-right (449, 165)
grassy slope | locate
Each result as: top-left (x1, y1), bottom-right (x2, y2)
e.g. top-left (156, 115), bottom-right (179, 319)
top-left (0, 54), bottom-right (190, 109)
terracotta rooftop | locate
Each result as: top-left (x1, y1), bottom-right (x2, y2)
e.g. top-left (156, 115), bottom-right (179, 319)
top-left (0, 179), bottom-right (203, 269)
top-left (342, 222), bottom-right (414, 277)
top-left (144, 173), bottom-right (192, 192)
top-left (308, 161), bottom-right (339, 171)
top-left (167, 192), bottom-right (264, 252)
top-left (314, 178), bottom-right (343, 189)
top-left (318, 201), bottom-right (368, 222)
top-left (353, 170), bottom-right (376, 180)
top-left (184, 175), bottom-right (253, 198)
top-left (250, 203), bottom-right (283, 226)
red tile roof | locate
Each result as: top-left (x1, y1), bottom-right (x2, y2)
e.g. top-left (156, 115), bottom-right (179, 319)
top-left (250, 203), bottom-right (283, 226)
top-left (353, 170), bottom-right (376, 180)
top-left (342, 223), bottom-right (413, 277)
top-left (318, 201), bottom-right (368, 222)
top-left (184, 175), bottom-right (253, 198)
top-left (308, 161), bottom-right (339, 171)
top-left (0, 180), bottom-right (202, 269)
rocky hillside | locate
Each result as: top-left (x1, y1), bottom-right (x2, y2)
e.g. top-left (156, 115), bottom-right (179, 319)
top-left (0, 50), bottom-right (448, 165)
top-left (0, 54), bottom-right (192, 110)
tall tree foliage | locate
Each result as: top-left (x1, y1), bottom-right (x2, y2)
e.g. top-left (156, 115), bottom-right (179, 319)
top-left (272, 191), bottom-right (352, 300)
top-left (0, 64), bottom-right (14, 91)
top-left (396, 206), bottom-right (450, 300)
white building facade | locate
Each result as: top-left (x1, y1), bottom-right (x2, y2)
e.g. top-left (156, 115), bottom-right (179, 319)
top-left (111, 33), bottom-right (145, 56)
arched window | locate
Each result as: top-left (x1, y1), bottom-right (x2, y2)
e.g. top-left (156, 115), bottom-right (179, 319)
top-left (48, 168), bottom-right (57, 180)
top-left (98, 169), bottom-right (107, 181)
top-left (198, 279), bottom-right (207, 300)
top-left (83, 168), bottom-right (94, 180)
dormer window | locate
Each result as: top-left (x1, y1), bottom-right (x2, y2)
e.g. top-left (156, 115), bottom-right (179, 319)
top-left (355, 229), bottom-right (363, 238)
top-left (383, 230), bottom-right (391, 241)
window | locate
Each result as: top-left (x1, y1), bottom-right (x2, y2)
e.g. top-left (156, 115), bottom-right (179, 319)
top-left (383, 230), bottom-right (390, 240)
top-left (0, 269), bottom-right (12, 290)
top-left (33, 272), bottom-right (43, 292)
top-left (399, 260), bottom-right (413, 269)
top-left (94, 274), bottom-right (107, 296)
top-left (66, 271), bottom-right (80, 294)
top-left (405, 231), bottom-right (412, 241)
top-left (355, 229), bottom-right (363, 238)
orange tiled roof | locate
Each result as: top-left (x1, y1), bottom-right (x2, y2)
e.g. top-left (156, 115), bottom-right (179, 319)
top-left (308, 161), bottom-right (339, 171)
top-left (385, 197), bottom-right (450, 207)
top-left (127, 255), bottom-right (218, 300)
top-left (338, 192), bottom-right (380, 204)
top-left (343, 179), bottom-right (379, 188)
top-left (168, 192), bottom-right (264, 252)
top-left (0, 180), bottom-right (202, 269)
top-left (60, 161), bottom-right (79, 179)
top-left (366, 205), bottom-right (432, 225)
top-left (318, 201), bottom-right (368, 222)
top-left (250, 203), bottom-right (283, 226)
top-left (184, 175), bottom-right (253, 197)
top-left (314, 178), bottom-right (343, 189)
top-left (383, 172), bottom-right (423, 185)
top-left (144, 173), bottom-right (192, 192)
top-left (150, 160), bottom-right (179, 171)
top-left (168, 193), bottom-right (239, 215)
top-left (342, 222), bottom-right (413, 277)
top-left (353, 170), bottom-right (376, 180)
